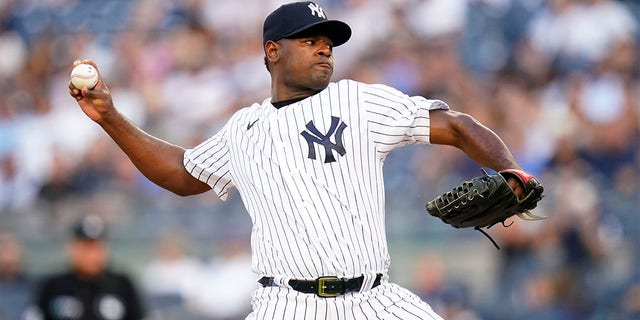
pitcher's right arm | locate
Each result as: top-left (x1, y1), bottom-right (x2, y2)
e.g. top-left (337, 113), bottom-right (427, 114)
top-left (69, 59), bottom-right (211, 196)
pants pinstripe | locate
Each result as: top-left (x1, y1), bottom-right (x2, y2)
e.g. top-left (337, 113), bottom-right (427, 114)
top-left (246, 282), bottom-right (443, 320)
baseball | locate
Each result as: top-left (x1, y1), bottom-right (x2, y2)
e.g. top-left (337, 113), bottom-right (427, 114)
top-left (70, 63), bottom-right (99, 90)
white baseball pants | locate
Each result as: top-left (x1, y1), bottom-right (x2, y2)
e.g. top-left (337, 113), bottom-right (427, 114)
top-left (246, 282), bottom-right (443, 320)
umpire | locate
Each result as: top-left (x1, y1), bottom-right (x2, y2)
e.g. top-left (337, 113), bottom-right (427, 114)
top-left (32, 215), bottom-right (145, 320)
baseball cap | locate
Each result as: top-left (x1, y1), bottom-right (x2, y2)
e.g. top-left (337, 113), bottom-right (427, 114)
top-left (72, 215), bottom-right (108, 241)
top-left (263, 1), bottom-right (351, 47)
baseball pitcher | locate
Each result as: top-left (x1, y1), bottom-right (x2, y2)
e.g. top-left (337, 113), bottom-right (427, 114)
top-left (69, 2), bottom-right (543, 319)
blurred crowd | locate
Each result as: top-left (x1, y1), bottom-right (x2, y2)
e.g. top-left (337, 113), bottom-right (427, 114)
top-left (0, 0), bottom-right (638, 319)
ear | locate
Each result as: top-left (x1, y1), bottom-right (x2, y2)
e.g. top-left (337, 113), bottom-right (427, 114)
top-left (265, 40), bottom-right (280, 63)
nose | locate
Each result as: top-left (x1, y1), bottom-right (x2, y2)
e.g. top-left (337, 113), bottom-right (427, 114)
top-left (317, 42), bottom-right (332, 57)
top-left (318, 46), bottom-right (331, 57)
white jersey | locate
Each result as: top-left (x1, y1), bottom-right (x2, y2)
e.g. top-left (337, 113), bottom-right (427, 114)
top-left (184, 79), bottom-right (448, 280)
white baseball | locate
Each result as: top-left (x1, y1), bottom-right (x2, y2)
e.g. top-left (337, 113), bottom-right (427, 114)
top-left (70, 63), bottom-right (99, 89)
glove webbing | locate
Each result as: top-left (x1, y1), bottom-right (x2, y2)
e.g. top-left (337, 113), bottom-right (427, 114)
top-left (474, 168), bottom-right (518, 250)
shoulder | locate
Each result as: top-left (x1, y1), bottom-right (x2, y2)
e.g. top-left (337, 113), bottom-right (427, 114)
top-left (344, 80), bottom-right (407, 98)
top-left (326, 79), bottom-right (364, 91)
top-left (230, 103), bottom-right (257, 120)
top-left (333, 79), bottom-right (358, 86)
top-left (369, 83), bottom-right (414, 97)
top-left (213, 102), bottom-right (262, 132)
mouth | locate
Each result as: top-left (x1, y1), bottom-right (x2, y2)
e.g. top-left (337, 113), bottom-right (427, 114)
top-left (315, 62), bottom-right (332, 70)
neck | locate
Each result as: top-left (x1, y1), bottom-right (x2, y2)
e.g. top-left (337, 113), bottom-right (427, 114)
top-left (270, 74), bottom-right (325, 103)
top-left (271, 91), bottom-right (316, 103)
top-left (271, 84), bottom-right (319, 103)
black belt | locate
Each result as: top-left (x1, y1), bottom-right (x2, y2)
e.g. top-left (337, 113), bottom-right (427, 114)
top-left (258, 274), bottom-right (383, 297)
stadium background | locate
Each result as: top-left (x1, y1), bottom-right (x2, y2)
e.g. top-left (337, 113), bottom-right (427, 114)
top-left (0, 0), bottom-right (638, 319)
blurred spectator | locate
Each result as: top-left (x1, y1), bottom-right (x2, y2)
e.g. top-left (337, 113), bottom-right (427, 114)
top-left (516, 272), bottom-right (572, 320)
top-left (0, 152), bottom-right (38, 213)
top-left (31, 215), bottom-right (145, 320)
top-left (619, 282), bottom-right (640, 319)
top-left (0, 232), bottom-right (33, 320)
top-left (569, 49), bottom-right (639, 179)
top-left (411, 251), bottom-right (481, 320)
top-left (526, 0), bottom-right (637, 73)
top-left (141, 230), bottom-right (200, 314)
top-left (37, 149), bottom-right (77, 217)
top-left (189, 238), bottom-right (255, 319)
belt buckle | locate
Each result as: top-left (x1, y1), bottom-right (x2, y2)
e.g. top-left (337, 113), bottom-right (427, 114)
top-left (317, 277), bottom-right (341, 297)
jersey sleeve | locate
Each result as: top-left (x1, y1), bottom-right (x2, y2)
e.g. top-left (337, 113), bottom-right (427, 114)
top-left (183, 121), bottom-right (234, 201)
top-left (360, 83), bottom-right (449, 156)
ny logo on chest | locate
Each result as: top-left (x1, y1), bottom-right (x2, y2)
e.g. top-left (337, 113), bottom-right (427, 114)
top-left (300, 116), bottom-right (348, 163)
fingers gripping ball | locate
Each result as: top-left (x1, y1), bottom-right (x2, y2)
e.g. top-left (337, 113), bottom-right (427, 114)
top-left (70, 64), bottom-right (99, 90)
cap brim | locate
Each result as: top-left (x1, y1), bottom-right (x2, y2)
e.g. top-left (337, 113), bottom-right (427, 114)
top-left (283, 20), bottom-right (352, 47)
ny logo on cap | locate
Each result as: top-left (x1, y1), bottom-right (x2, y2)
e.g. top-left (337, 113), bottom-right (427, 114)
top-left (308, 3), bottom-right (326, 19)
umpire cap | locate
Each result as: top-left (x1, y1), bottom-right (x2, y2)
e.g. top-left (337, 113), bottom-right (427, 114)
top-left (263, 1), bottom-right (351, 47)
top-left (72, 215), bottom-right (108, 241)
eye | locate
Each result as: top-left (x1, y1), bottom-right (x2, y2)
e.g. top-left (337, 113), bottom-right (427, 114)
top-left (304, 39), bottom-right (315, 45)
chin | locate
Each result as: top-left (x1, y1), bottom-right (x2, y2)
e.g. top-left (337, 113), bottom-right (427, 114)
top-left (313, 74), bottom-right (332, 87)
top-left (311, 81), bottom-right (330, 92)
top-left (312, 66), bottom-right (332, 78)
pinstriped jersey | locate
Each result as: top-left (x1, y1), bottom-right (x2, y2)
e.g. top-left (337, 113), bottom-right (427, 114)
top-left (184, 79), bottom-right (449, 279)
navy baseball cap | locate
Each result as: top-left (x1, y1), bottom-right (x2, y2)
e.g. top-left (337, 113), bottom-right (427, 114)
top-left (263, 1), bottom-right (351, 47)
top-left (72, 215), bottom-right (108, 241)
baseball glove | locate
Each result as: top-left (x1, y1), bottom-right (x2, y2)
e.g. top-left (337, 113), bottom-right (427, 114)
top-left (426, 168), bottom-right (544, 248)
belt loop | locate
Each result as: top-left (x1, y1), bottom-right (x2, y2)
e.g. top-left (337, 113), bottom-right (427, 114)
top-left (274, 275), bottom-right (293, 289)
top-left (358, 271), bottom-right (378, 293)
